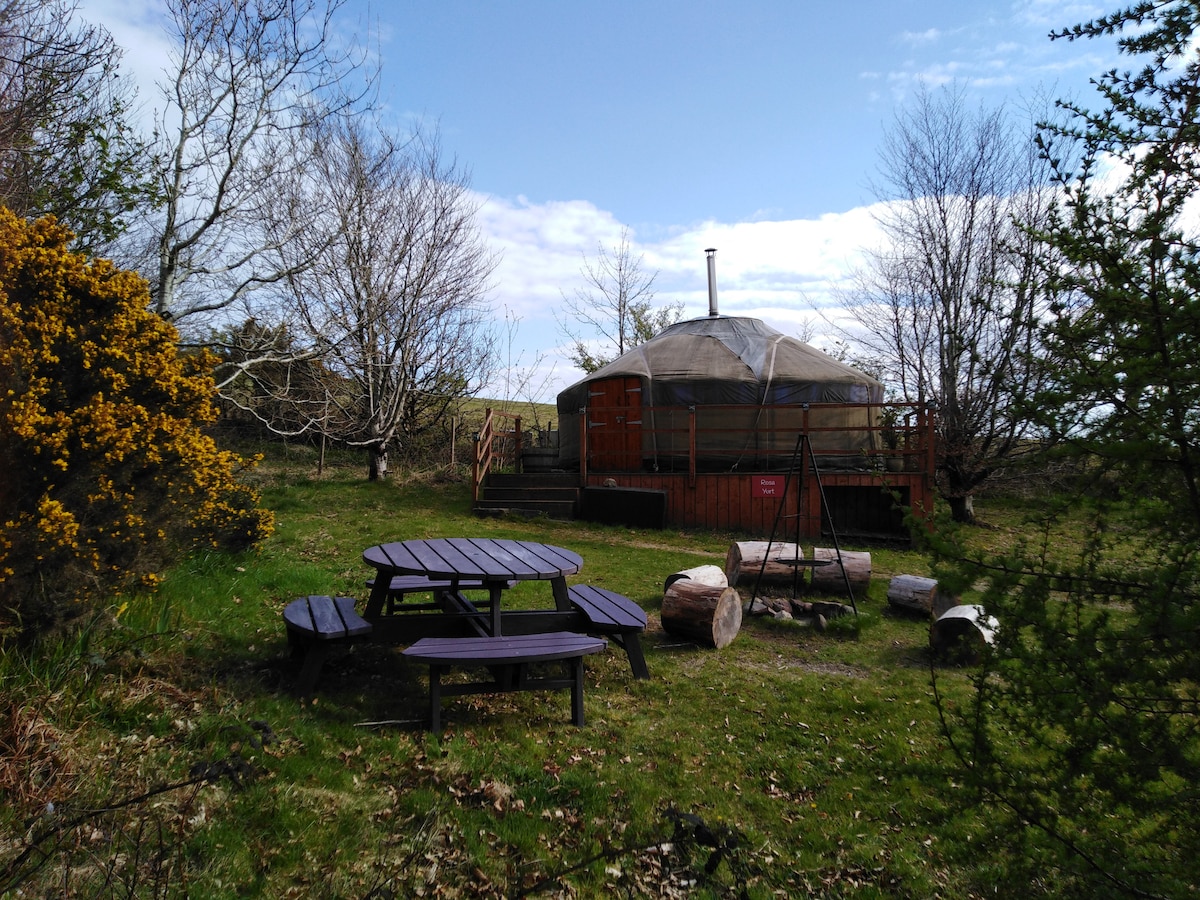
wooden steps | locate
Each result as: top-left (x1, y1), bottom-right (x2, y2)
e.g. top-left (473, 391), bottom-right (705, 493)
top-left (473, 472), bottom-right (580, 520)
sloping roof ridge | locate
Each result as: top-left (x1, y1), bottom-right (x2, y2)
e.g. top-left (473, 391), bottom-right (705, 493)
top-left (761, 332), bottom-right (787, 397)
top-left (661, 314), bottom-right (777, 331)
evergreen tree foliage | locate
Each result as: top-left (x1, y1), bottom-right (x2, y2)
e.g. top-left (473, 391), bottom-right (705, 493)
top-left (932, 4), bottom-right (1200, 895)
top-left (0, 211), bottom-right (273, 641)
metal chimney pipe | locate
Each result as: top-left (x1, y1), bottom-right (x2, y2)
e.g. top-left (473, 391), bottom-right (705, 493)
top-left (705, 248), bottom-right (718, 316)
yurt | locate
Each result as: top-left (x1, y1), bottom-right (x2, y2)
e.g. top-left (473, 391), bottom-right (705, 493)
top-left (556, 315), bottom-right (886, 473)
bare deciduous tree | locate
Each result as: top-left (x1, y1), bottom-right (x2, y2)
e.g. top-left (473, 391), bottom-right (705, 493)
top-left (845, 85), bottom-right (1056, 522)
top-left (260, 120), bottom-right (498, 479)
top-left (495, 307), bottom-right (557, 429)
top-left (118, 0), bottom-right (373, 338)
top-left (558, 227), bottom-right (682, 373)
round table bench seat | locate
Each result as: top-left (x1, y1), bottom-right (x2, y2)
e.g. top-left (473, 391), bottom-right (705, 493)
top-left (402, 632), bottom-right (606, 732)
top-left (403, 632), bottom-right (606, 665)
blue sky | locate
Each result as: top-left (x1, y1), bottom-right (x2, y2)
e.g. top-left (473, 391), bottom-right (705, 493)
top-left (81, 0), bottom-right (1118, 400)
top-left (374, 1), bottom-right (1106, 228)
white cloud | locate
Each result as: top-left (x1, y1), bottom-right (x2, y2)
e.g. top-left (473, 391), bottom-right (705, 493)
top-left (477, 194), bottom-right (885, 398)
top-left (873, 2), bottom-right (1120, 105)
top-left (476, 196), bottom-right (629, 318)
top-left (79, 0), bottom-right (173, 115)
top-left (1014, 0), bottom-right (1105, 30)
top-left (899, 28), bottom-right (943, 46)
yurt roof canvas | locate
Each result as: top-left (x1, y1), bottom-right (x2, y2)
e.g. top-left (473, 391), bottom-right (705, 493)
top-left (557, 316), bottom-right (883, 411)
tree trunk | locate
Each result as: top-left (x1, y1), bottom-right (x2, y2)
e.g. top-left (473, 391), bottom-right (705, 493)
top-left (724, 541), bottom-right (804, 587)
top-left (809, 548), bottom-right (872, 597)
top-left (661, 581), bottom-right (742, 649)
top-left (368, 443), bottom-right (389, 481)
top-left (947, 493), bottom-right (975, 523)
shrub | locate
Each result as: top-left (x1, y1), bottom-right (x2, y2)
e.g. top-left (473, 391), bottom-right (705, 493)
top-left (0, 210), bottom-right (273, 640)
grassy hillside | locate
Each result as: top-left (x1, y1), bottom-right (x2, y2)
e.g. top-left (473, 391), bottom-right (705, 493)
top-left (1, 465), bottom-right (1054, 897)
top-left (459, 396), bottom-right (559, 432)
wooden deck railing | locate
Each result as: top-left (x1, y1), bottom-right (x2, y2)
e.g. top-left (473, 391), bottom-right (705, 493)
top-left (472, 408), bottom-right (522, 502)
top-left (472, 401), bottom-right (937, 508)
top-left (575, 401), bottom-right (936, 479)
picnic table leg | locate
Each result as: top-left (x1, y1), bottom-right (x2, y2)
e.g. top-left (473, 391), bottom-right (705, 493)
top-left (487, 582), bottom-right (504, 635)
top-left (620, 635), bottom-right (651, 680)
top-left (295, 643), bottom-right (330, 695)
top-left (570, 656), bottom-right (585, 726)
top-left (551, 577), bottom-right (571, 612)
top-left (364, 578), bottom-right (389, 618)
top-left (429, 665), bottom-right (444, 734)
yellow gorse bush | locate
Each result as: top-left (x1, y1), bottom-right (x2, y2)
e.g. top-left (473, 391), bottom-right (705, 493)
top-left (0, 209), bottom-right (273, 639)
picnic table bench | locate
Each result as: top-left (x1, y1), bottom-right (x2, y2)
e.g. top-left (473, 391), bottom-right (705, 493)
top-left (435, 583), bottom-right (650, 678)
top-left (402, 631), bottom-right (607, 733)
top-left (283, 596), bottom-right (373, 694)
top-left (567, 584), bottom-right (650, 679)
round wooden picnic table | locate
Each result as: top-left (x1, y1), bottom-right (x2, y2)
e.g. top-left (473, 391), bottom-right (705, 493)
top-left (362, 538), bottom-right (583, 634)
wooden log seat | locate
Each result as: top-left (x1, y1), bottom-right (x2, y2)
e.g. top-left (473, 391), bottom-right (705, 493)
top-left (887, 574), bottom-right (957, 616)
top-left (929, 604), bottom-right (997, 663)
top-left (663, 564), bottom-right (728, 592)
top-left (724, 541), bottom-right (804, 588)
top-left (566, 584), bottom-right (650, 679)
top-left (809, 548), bottom-right (872, 597)
top-left (661, 579), bottom-right (742, 649)
top-left (402, 632), bottom-right (607, 733)
top-left (282, 596), bottom-right (374, 694)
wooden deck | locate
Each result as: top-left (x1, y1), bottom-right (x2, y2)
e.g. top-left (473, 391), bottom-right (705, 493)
top-left (578, 468), bottom-right (928, 539)
top-left (473, 402), bottom-right (935, 541)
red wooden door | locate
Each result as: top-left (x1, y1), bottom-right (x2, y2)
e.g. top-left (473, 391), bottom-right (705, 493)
top-left (587, 377), bottom-right (642, 470)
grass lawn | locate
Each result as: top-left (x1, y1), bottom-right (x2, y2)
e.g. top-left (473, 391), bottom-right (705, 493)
top-left (1, 460), bottom-right (1039, 898)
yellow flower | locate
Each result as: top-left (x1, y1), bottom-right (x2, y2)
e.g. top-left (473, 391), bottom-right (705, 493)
top-left (0, 209), bottom-right (272, 637)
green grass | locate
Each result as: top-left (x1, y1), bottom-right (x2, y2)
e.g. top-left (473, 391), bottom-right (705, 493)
top-left (2, 467), bottom-right (1040, 898)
